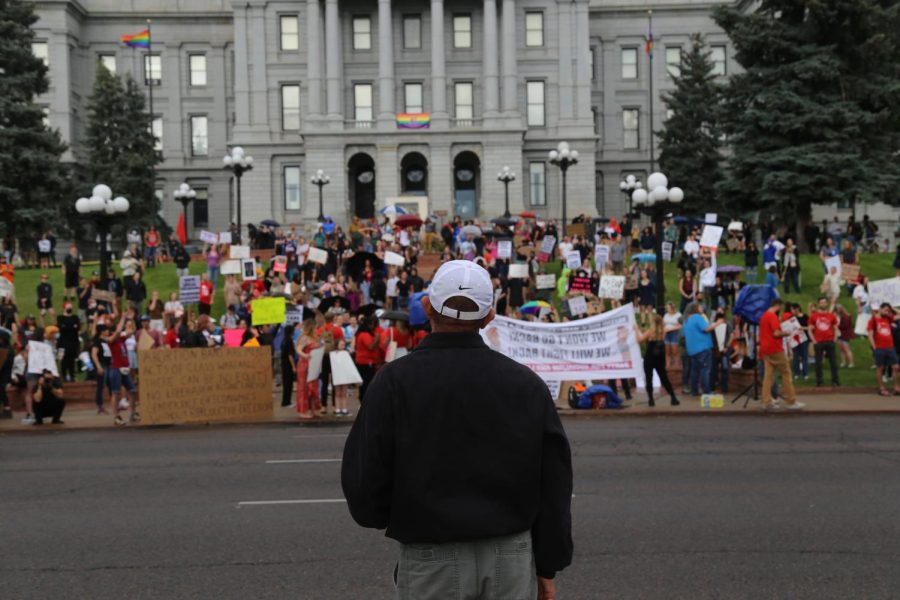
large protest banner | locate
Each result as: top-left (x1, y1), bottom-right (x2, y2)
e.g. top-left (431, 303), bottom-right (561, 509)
top-left (480, 303), bottom-right (643, 380)
top-left (869, 277), bottom-right (900, 307)
top-left (138, 347), bottom-right (273, 425)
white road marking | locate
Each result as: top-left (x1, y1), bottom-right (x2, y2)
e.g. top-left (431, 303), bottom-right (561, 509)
top-left (265, 458), bottom-right (342, 464)
top-left (238, 498), bottom-right (347, 507)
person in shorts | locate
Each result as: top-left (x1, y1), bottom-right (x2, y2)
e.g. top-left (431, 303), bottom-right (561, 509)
top-left (868, 303), bottom-right (900, 396)
top-left (108, 314), bottom-right (139, 425)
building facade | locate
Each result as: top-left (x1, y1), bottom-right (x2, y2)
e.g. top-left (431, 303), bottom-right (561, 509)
top-left (33, 0), bottom-right (738, 236)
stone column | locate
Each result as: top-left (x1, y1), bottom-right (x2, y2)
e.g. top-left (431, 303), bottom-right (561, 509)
top-left (250, 4), bottom-right (268, 126)
top-left (307, 0), bottom-right (323, 117)
top-left (233, 3), bottom-right (251, 129)
top-left (483, 0), bottom-right (500, 116)
top-left (325, 0), bottom-right (343, 119)
top-left (378, 0), bottom-right (395, 125)
top-left (501, 0), bottom-right (517, 115)
top-left (430, 0), bottom-right (448, 125)
top-left (557, 0), bottom-right (574, 121)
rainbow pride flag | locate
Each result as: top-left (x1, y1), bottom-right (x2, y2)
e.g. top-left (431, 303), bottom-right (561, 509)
top-left (397, 113), bottom-right (431, 129)
top-left (121, 29), bottom-right (150, 48)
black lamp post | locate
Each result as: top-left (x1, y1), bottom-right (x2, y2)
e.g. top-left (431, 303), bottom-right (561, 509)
top-left (631, 171), bottom-right (684, 314)
top-left (549, 141), bottom-right (579, 228)
top-left (75, 184), bottom-right (130, 287)
top-left (311, 169), bottom-right (330, 222)
top-left (619, 174), bottom-right (643, 218)
top-left (173, 182), bottom-right (196, 240)
top-left (223, 146), bottom-right (253, 243)
top-left (497, 165), bottom-right (516, 219)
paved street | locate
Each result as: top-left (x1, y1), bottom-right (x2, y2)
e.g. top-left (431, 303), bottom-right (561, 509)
top-left (3, 417), bottom-right (900, 599)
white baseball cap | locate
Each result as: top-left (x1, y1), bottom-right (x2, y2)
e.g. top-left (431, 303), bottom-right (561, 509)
top-left (429, 260), bottom-right (494, 321)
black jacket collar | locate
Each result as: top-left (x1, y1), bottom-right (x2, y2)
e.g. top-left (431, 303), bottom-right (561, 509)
top-left (415, 332), bottom-right (487, 350)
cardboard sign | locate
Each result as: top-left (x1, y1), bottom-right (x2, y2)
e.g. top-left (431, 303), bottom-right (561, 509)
top-left (538, 236), bottom-right (556, 262)
top-left (565, 223), bottom-right (585, 237)
top-left (91, 288), bottom-right (117, 304)
top-left (200, 230), bottom-right (219, 245)
top-left (568, 295), bottom-right (588, 316)
top-left (841, 263), bottom-right (860, 282)
top-left (497, 240), bottom-right (512, 259)
top-left (598, 275), bottom-right (625, 300)
top-left (536, 274), bottom-right (556, 290)
top-left (251, 297), bottom-right (286, 326)
top-left (137, 332), bottom-right (155, 351)
top-left (0, 278), bottom-right (13, 298)
top-left (594, 245), bottom-right (609, 268)
top-left (699, 225), bottom-right (723, 249)
top-left (241, 259), bottom-right (257, 281)
top-left (330, 350), bottom-right (363, 386)
top-left (27, 341), bottom-right (58, 376)
top-left (219, 232), bottom-right (232, 245)
top-left (229, 245), bottom-right (251, 259)
top-left (307, 346), bottom-right (325, 382)
top-left (705, 213), bottom-right (718, 225)
top-left (662, 241), bottom-right (673, 262)
top-left (137, 347), bottom-right (273, 425)
top-left (307, 247), bottom-right (328, 264)
top-left (273, 255), bottom-right (287, 273)
top-left (508, 264), bottom-right (529, 279)
top-left (221, 259), bottom-right (241, 275)
top-left (824, 255), bottom-right (841, 276)
top-left (384, 251), bottom-right (406, 267)
top-left (179, 275), bottom-right (201, 304)
top-left (586, 297), bottom-right (604, 316)
top-left (869, 277), bottom-right (900, 307)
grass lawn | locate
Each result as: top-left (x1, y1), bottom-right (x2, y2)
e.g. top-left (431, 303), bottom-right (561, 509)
top-left (9, 250), bottom-right (896, 388)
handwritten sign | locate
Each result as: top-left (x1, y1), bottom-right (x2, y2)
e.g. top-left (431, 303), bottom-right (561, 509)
top-left (384, 251), bottom-right (405, 267)
top-left (0, 278), bottom-right (13, 299)
top-left (594, 245), bottom-right (609, 269)
top-left (38, 240), bottom-right (52, 253)
top-left (536, 274), bottom-right (556, 290)
top-left (538, 236), bottom-right (556, 262)
top-left (508, 264), bottom-right (529, 279)
top-left (241, 259), bottom-right (257, 281)
top-left (841, 263), bottom-right (860, 283)
top-left (662, 241), bottom-right (673, 262)
top-left (230, 245), bottom-right (250, 260)
top-left (221, 259), bottom-right (241, 275)
top-left (568, 295), bottom-right (588, 316)
top-left (285, 304), bottom-right (304, 325)
top-left (565, 251), bottom-right (582, 270)
top-left (273, 255), bottom-right (287, 273)
top-left (179, 275), bottom-right (201, 304)
top-left (705, 213), bottom-right (718, 225)
top-left (869, 277), bottom-right (900, 308)
top-left (200, 230), bottom-right (218, 245)
top-left (497, 240), bottom-right (512, 259)
top-left (251, 297), bottom-right (286, 326)
top-left (330, 350), bottom-right (363, 386)
top-left (219, 232), bottom-right (232, 245)
top-left (27, 341), bottom-right (58, 376)
top-left (700, 225), bottom-right (723, 249)
top-left (137, 347), bottom-right (273, 425)
top-left (91, 288), bottom-right (117, 304)
top-left (307, 247), bottom-right (328, 264)
top-left (598, 275), bottom-right (625, 300)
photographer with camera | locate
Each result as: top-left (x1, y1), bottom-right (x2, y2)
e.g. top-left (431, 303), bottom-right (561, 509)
top-left (32, 369), bottom-right (65, 425)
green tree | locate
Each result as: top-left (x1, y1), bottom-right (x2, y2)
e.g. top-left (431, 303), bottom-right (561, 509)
top-left (84, 65), bottom-right (160, 224)
top-left (0, 0), bottom-right (69, 238)
top-left (713, 0), bottom-right (900, 223)
top-left (658, 34), bottom-right (725, 215)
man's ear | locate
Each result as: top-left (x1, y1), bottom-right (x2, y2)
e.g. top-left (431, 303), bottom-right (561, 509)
top-left (421, 295), bottom-right (434, 318)
top-left (478, 308), bottom-right (496, 329)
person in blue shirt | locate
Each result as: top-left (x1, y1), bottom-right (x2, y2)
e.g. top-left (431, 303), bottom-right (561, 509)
top-left (682, 302), bottom-right (726, 396)
top-left (765, 266), bottom-right (781, 289)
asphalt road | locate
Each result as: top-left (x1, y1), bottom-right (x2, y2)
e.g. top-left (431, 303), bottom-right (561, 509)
top-left (3, 416), bottom-right (900, 599)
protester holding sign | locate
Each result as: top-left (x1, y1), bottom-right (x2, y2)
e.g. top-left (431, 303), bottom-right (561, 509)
top-left (636, 315), bottom-right (680, 407)
top-left (759, 298), bottom-right (803, 411)
top-left (294, 320), bottom-right (323, 419)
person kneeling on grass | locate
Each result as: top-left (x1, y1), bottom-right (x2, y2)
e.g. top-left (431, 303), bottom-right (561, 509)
top-left (32, 370), bottom-right (65, 425)
top-left (868, 303), bottom-right (900, 397)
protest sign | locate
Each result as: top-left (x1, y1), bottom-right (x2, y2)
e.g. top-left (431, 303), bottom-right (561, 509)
top-left (179, 275), bottom-right (201, 304)
top-left (91, 288), bottom-right (117, 304)
top-left (780, 317), bottom-right (802, 336)
top-left (384, 251), bottom-right (406, 267)
top-left (137, 332), bottom-right (155, 352)
top-left (714, 323), bottom-right (728, 352)
top-left (568, 295), bottom-right (588, 316)
top-left (565, 251), bottom-right (582, 270)
top-left (199, 230), bottom-right (218, 245)
top-left (700, 394), bottom-right (725, 409)
top-left (27, 341), bottom-right (58, 376)
top-left (252, 297), bottom-right (286, 326)
top-left (868, 277), bottom-right (900, 307)
top-left (223, 329), bottom-right (244, 348)
top-left (244, 337), bottom-right (260, 347)
top-left (841, 263), bottom-right (860, 283)
top-left (307, 247), bottom-right (328, 264)
top-left (497, 240), bottom-right (512, 259)
top-left (538, 236), bottom-right (556, 262)
top-left (221, 259), bottom-right (241, 275)
top-left (699, 225), bottom-right (723, 249)
top-left (219, 231), bottom-right (232, 245)
top-left (229, 245), bottom-right (250, 259)
top-left (597, 275), bottom-right (625, 299)
top-left (330, 350), bottom-right (363, 386)
top-left (480, 303), bottom-right (643, 380)
top-left (565, 223), bottom-right (586, 237)
top-left (824, 255), bottom-right (841, 276)
top-left (285, 304), bottom-right (304, 325)
top-left (586, 297), bottom-right (604, 316)
top-left (541, 379), bottom-right (561, 402)
top-left (569, 276), bottom-right (592, 294)
top-left (138, 347), bottom-right (273, 425)
top-left (273, 255), bottom-right (287, 273)
top-left (854, 313), bottom-right (871, 337)
top-left (705, 213), bottom-right (718, 224)
top-left (536, 274), bottom-right (556, 289)
top-left (307, 347), bottom-right (325, 382)
top-left (241, 259), bottom-right (257, 281)
top-left (594, 245), bottom-right (609, 269)
top-left (508, 264), bottom-right (529, 279)
top-left (38, 239), bottom-right (51, 253)
top-left (662, 241), bottom-right (673, 262)
top-left (0, 278), bottom-right (13, 298)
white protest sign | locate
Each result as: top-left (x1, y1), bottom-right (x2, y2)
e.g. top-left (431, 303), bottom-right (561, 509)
top-left (285, 304), bottom-right (304, 325)
top-left (568, 295), bottom-right (588, 316)
top-left (241, 259), bottom-right (257, 281)
top-left (0, 278), bottom-right (14, 299)
top-left (662, 241), bottom-right (673, 262)
top-left (536, 274), bottom-right (556, 290)
top-left (306, 346), bottom-right (325, 382)
top-left (542, 379), bottom-right (562, 402)
top-left (497, 240), bottom-right (513, 259)
top-left (508, 264), bottom-right (529, 279)
top-left (565, 251), bottom-right (582, 270)
top-left (220, 259), bottom-right (241, 275)
top-left (27, 341), bottom-right (59, 376)
top-left (699, 225), bottom-right (723, 249)
top-left (705, 213), bottom-right (718, 224)
top-left (714, 323), bottom-right (728, 352)
top-left (868, 277), bottom-right (900, 307)
top-left (38, 240), bottom-right (52, 253)
top-left (594, 245), bottom-right (609, 269)
top-left (824, 255), bottom-right (842, 276)
top-left (538, 236), bottom-right (556, 260)
top-left (384, 251), bottom-right (406, 267)
top-left (480, 303), bottom-right (643, 381)
top-left (307, 247), bottom-right (328, 264)
top-left (780, 317), bottom-right (802, 336)
top-left (199, 230), bottom-right (218, 245)
top-left (179, 275), bottom-right (201, 304)
top-left (330, 350), bottom-right (363, 386)
top-left (229, 245), bottom-right (251, 259)
top-left (597, 275), bottom-right (625, 300)
top-left (219, 232), bottom-right (232, 245)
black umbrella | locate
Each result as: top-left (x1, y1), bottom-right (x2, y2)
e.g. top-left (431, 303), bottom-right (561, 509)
top-left (318, 295), bottom-right (352, 313)
top-left (345, 251), bottom-right (384, 277)
top-left (483, 230), bottom-right (513, 239)
top-left (491, 217), bottom-right (518, 227)
top-left (260, 219), bottom-right (280, 228)
top-left (354, 303), bottom-right (378, 317)
top-left (593, 217), bottom-right (611, 223)
top-left (380, 310), bottom-right (409, 322)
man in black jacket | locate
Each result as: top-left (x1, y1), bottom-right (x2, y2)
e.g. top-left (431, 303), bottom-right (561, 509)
top-left (342, 260), bottom-right (572, 600)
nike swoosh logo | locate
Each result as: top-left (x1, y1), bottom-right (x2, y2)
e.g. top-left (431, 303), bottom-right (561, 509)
top-left (458, 286), bottom-right (472, 291)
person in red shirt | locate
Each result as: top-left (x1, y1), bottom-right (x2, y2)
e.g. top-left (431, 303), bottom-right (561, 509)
top-left (758, 297), bottom-right (803, 411)
top-left (807, 296), bottom-right (840, 387)
top-left (354, 315), bottom-right (381, 401)
top-left (316, 310), bottom-right (345, 412)
top-left (385, 318), bottom-right (414, 360)
top-left (108, 315), bottom-right (138, 425)
top-left (198, 272), bottom-right (214, 316)
top-left (868, 303), bottom-right (900, 396)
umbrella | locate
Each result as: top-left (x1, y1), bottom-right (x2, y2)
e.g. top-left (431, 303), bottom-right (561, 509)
top-left (380, 310), bottom-right (409, 322)
top-left (260, 219), bottom-right (280, 228)
top-left (394, 214), bottom-right (423, 228)
top-left (354, 303), bottom-right (379, 317)
top-left (673, 216), bottom-right (705, 226)
top-left (576, 384), bottom-right (624, 410)
top-left (490, 217), bottom-right (518, 227)
top-left (318, 296), bottom-right (352, 313)
top-left (520, 300), bottom-right (552, 316)
top-left (379, 204), bottom-right (409, 216)
top-left (717, 265), bottom-right (744, 274)
top-left (630, 253), bottom-right (657, 263)
top-left (462, 225), bottom-right (483, 238)
top-left (520, 211), bottom-right (536, 219)
top-left (408, 292), bottom-right (429, 327)
top-left (344, 251), bottom-right (384, 277)
top-left (593, 217), bottom-right (611, 223)
top-left (483, 230), bottom-right (513, 239)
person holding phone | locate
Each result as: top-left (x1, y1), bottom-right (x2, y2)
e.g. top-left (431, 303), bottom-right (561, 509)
top-left (32, 369), bottom-right (65, 425)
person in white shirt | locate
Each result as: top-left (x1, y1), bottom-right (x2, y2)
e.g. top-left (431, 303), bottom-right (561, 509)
top-left (852, 276), bottom-right (870, 314)
top-left (699, 254), bottom-right (718, 309)
top-left (386, 269), bottom-right (400, 310)
top-left (683, 233), bottom-right (700, 261)
top-left (557, 237), bottom-right (574, 263)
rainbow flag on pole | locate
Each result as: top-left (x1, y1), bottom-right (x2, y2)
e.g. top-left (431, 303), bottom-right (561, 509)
top-left (120, 29), bottom-right (150, 48)
top-left (397, 113), bottom-right (431, 129)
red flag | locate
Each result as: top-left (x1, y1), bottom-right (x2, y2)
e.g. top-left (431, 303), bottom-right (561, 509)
top-left (176, 212), bottom-right (187, 245)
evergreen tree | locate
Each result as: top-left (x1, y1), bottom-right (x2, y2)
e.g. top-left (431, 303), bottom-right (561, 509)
top-left (658, 34), bottom-right (725, 215)
top-left (84, 65), bottom-right (160, 225)
top-left (0, 0), bottom-right (69, 238)
top-left (713, 0), bottom-right (900, 222)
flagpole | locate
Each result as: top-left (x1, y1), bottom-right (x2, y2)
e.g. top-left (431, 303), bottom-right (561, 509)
top-left (146, 19), bottom-right (154, 137)
top-left (647, 9), bottom-right (655, 174)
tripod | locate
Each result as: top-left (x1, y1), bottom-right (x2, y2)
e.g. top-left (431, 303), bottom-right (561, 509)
top-left (731, 324), bottom-right (760, 408)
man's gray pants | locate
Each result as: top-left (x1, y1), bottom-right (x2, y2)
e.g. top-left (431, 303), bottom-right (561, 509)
top-left (395, 530), bottom-right (536, 600)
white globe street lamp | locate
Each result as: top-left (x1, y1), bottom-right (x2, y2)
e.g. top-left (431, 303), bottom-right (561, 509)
top-left (223, 146), bottom-right (253, 243)
top-left (75, 184), bottom-right (129, 286)
top-left (311, 169), bottom-right (331, 222)
top-left (497, 166), bottom-right (516, 218)
top-left (548, 142), bottom-right (579, 227)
